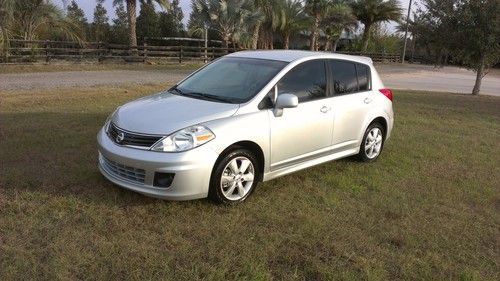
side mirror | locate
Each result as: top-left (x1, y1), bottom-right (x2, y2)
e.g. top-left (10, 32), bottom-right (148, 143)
top-left (275, 93), bottom-right (298, 109)
top-left (273, 93), bottom-right (298, 117)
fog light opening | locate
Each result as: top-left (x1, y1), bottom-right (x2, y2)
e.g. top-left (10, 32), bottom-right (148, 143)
top-left (153, 172), bottom-right (175, 188)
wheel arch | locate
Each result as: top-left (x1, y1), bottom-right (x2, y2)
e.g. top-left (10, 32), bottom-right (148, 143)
top-left (215, 141), bottom-right (265, 182)
top-left (370, 116), bottom-right (388, 139)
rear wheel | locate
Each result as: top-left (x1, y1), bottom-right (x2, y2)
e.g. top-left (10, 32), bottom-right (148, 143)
top-left (209, 149), bottom-right (259, 204)
top-left (357, 123), bottom-right (385, 162)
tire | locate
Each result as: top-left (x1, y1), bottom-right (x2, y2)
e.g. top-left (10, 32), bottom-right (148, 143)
top-left (357, 122), bottom-right (385, 162)
top-left (208, 148), bottom-right (260, 204)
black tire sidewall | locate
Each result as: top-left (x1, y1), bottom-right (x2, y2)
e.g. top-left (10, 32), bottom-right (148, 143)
top-left (358, 123), bottom-right (385, 162)
top-left (208, 148), bottom-right (259, 204)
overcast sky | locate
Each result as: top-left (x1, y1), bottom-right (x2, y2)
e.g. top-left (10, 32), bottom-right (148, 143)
top-left (54, 0), bottom-right (414, 29)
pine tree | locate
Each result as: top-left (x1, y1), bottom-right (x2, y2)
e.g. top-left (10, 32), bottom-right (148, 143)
top-left (92, 0), bottom-right (110, 42)
top-left (67, 0), bottom-right (88, 40)
top-left (110, 1), bottom-right (129, 44)
top-left (136, 1), bottom-right (160, 42)
top-left (159, 0), bottom-right (185, 37)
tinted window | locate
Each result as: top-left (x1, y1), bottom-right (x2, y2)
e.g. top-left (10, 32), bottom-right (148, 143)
top-left (330, 60), bottom-right (358, 95)
top-left (278, 60), bottom-right (327, 102)
top-left (357, 63), bottom-right (370, 91)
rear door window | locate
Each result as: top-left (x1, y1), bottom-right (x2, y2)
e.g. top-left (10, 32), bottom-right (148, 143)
top-left (329, 60), bottom-right (358, 95)
top-left (329, 60), bottom-right (371, 95)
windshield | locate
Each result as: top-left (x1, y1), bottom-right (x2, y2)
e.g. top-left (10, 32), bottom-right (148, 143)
top-left (175, 57), bottom-right (287, 103)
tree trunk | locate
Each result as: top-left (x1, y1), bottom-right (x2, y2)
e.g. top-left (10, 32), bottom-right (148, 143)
top-left (310, 15), bottom-right (320, 51)
top-left (333, 38), bottom-right (340, 52)
top-left (410, 36), bottom-right (416, 62)
top-left (223, 35), bottom-right (229, 53)
top-left (324, 40), bottom-right (331, 51)
top-left (252, 22), bottom-right (261, 50)
top-left (127, 0), bottom-right (138, 55)
top-left (361, 22), bottom-right (372, 52)
top-left (472, 56), bottom-right (485, 95)
top-left (269, 32), bottom-right (274, 50)
top-left (284, 32), bottom-right (290, 49)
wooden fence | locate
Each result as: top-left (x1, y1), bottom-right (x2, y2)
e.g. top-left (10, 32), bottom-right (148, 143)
top-left (1, 39), bottom-right (400, 64)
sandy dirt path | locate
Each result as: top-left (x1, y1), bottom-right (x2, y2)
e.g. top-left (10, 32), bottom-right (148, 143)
top-left (0, 64), bottom-right (498, 96)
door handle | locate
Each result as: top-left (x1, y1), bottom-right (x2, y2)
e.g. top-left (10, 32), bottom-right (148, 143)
top-left (320, 106), bottom-right (331, 113)
top-left (364, 98), bottom-right (372, 104)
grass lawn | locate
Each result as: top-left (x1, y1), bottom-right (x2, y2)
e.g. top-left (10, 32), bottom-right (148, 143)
top-left (0, 84), bottom-right (499, 280)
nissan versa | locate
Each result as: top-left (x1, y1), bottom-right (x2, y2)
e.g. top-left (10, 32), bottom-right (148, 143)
top-left (97, 50), bottom-right (394, 204)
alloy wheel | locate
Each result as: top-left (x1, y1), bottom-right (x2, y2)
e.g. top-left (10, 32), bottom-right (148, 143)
top-left (365, 127), bottom-right (383, 159)
top-left (220, 156), bottom-right (255, 200)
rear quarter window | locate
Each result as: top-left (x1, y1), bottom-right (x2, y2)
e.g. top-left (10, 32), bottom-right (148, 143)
top-left (356, 63), bottom-right (370, 91)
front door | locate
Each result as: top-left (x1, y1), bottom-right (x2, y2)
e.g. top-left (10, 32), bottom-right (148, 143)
top-left (269, 59), bottom-right (334, 170)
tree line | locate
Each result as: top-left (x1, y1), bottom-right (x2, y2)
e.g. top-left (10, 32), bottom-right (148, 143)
top-left (0, 0), bottom-right (498, 94)
top-left (0, 0), bottom-right (404, 51)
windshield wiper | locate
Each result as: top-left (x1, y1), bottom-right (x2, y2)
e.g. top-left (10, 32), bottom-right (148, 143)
top-left (169, 86), bottom-right (235, 103)
top-left (190, 92), bottom-right (235, 103)
top-left (168, 85), bottom-right (183, 95)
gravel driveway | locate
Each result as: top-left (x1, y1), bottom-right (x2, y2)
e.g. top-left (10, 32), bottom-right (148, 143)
top-left (0, 64), bottom-right (498, 96)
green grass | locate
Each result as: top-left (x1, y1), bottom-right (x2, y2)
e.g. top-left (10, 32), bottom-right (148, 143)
top-left (1, 85), bottom-right (499, 280)
top-left (0, 63), bottom-right (203, 74)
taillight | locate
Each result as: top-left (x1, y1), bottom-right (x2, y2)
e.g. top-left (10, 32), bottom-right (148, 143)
top-left (379, 88), bottom-right (393, 101)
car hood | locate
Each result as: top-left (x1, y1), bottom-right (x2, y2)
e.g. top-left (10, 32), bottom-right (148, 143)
top-left (112, 91), bottom-right (239, 135)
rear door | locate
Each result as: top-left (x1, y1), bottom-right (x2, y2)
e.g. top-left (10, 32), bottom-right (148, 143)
top-left (328, 60), bottom-right (373, 147)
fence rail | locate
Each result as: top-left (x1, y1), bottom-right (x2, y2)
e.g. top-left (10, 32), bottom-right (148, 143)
top-left (1, 39), bottom-right (400, 64)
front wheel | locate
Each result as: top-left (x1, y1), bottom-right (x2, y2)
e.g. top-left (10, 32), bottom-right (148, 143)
top-left (209, 149), bottom-right (259, 204)
top-left (357, 123), bottom-right (385, 162)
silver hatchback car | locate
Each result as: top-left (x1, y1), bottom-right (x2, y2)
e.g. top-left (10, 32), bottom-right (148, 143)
top-left (97, 50), bottom-right (394, 204)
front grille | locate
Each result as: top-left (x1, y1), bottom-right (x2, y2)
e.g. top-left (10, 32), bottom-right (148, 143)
top-left (101, 155), bottom-right (146, 184)
top-left (108, 123), bottom-right (162, 148)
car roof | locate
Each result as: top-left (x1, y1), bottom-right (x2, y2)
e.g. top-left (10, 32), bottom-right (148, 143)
top-left (226, 50), bottom-right (373, 65)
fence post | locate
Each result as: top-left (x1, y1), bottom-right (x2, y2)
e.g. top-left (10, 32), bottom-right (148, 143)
top-left (204, 27), bottom-right (208, 63)
top-left (179, 44), bottom-right (183, 64)
top-left (45, 40), bottom-right (50, 63)
top-left (78, 42), bottom-right (83, 61)
top-left (143, 42), bottom-right (148, 62)
top-left (97, 42), bottom-right (102, 62)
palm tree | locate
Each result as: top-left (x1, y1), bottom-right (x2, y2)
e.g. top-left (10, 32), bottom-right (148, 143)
top-left (0, 0), bottom-right (15, 57)
top-left (113, 0), bottom-right (169, 49)
top-left (351, 0), bottom-right (402, 52)
top-left (278, 0), bottom-right (306, 49)
top-left (1, 0), bottom-right (82, 60)
top-left (253, 0), bottom-right (282, 49)
top-left (305, 0), bottom-right (331, 51)
top-left (240, 0), bottom-right (264, 49)
top-left (12, 0), bottom-right (80, 41)
top-left (322, 2), bottom-right (357, 51)
top-left (191, 0), bottom-right (249, 50)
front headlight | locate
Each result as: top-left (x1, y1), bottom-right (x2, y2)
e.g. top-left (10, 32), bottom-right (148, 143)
top-left (151, 125), bottom-right (215, 152)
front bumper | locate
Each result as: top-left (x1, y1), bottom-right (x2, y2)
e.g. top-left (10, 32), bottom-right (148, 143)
top-left (97, 128), bottom-right (219, 200)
